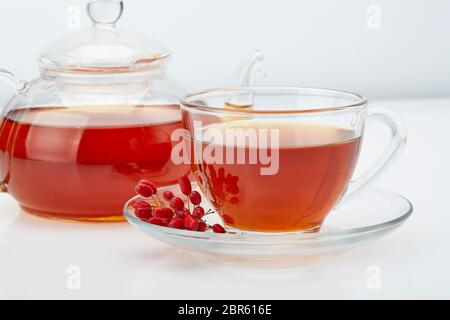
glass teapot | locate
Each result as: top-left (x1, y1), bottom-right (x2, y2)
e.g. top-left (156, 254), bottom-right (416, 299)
top-left (0, 0), bottom-right (188, 221)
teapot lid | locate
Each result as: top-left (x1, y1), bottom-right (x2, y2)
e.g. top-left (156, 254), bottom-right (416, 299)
top-left (38, 0), bottom-right (170, 74)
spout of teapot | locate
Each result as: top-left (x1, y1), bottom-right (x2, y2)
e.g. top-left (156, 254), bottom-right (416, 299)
top-left (226, 50), bottom-right (265, 109)
top-left (227, 49), bottom-right (265, 88)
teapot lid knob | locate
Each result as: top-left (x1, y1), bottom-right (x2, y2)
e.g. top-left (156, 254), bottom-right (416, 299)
top-left (87, 0), bottom-right (123, 26)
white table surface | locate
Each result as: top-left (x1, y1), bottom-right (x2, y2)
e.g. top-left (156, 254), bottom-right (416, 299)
top-left (0, 98), bottom-right (449, 300)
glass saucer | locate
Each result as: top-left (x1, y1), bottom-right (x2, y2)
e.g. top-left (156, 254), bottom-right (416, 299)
top-left (123, 186), bottom-right (412, 259)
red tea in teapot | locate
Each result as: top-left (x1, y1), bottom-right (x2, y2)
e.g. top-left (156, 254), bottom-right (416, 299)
top-left (0, 104), bottom-right (189, 221)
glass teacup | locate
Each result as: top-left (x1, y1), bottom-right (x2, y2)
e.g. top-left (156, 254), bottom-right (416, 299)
top-left (178, 87), bottom-right (406, 233)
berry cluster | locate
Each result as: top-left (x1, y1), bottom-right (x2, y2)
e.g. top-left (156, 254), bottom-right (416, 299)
top-left (131, 176), bottom-right (226, 234)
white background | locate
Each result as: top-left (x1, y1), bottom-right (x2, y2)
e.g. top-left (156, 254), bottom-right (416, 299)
top-left (1, 0), bottom-right (450, 300)
top-left (0, 0), bottom-right (449, 99)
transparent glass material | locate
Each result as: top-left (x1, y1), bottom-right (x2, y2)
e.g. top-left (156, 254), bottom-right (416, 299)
top-left (180, 87), bottom-right (407, 232)
top-left (39, 1), bottom-right (170, 74)
top-left (123, 184), bottom-right (413, 260)
top-left (0, 1), bottom-right (187, 221)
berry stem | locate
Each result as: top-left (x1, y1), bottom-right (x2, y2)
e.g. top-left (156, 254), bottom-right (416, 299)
top-left (155, 193), bottom-right (165, 207)
top-left (150, 195), bottom-right (159, 207)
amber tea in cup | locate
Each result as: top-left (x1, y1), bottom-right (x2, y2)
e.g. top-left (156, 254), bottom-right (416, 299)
top-left (180, 87), bottom-right (406, 233)
top-left (191, 122), bottom-right (361, 232)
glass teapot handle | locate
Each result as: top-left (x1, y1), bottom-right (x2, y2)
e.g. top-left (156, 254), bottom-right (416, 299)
top-left (0, 68), bottom-right (29, 193)
top-left (0, 68), bottom-right (29, 98)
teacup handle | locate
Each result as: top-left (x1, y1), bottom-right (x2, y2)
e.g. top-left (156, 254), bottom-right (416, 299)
top-left (338, 107), bottom-right (407, 205)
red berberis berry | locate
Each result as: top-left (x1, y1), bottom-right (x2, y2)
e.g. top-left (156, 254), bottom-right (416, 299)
top-left (178, 175), bottom-right (192, 196)
top-left (212, 224), bottom-right (226, 233)
top-left (135, 179), bottom-right (158, 198)
top-left (138, 179), bottom-right (157, 194)
top-left (184, 215), bottom-right (199, 231)
top-left (131, 199), bottom-right (151, 210)
top-left (223, 214), bottom-right (235, 224)
top-left (188, 191), bottom-right (201, 205)
top-left (173, 210), bottom-right (187, 219)
top-left (168, 217), bottom-right (185, 229)
top-left (170, 197), bottom-right (184, 211)
top-left (131, 177), bottom-right (220, 233)
top-left (163, 190), bottom-right (174, 201)
top-left (135, 183), bottom-right (154, 198)
top-left (153, 207), bottom-right (174, 220)
top-left (148, 217), bottom-right (169, 227)
top-left (192, 206), bottom-right (205, 219)
top-left (135, 207), bottom-right (152, 221)
top-left (197, 221), bottom-right (207, 232)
